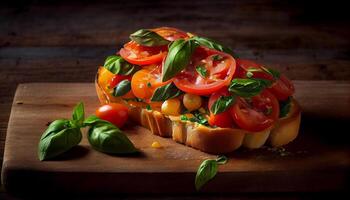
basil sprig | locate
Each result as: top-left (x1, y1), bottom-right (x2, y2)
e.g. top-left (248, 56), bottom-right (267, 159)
top-left (113, 79), bottom-right (131, 97)
top-left (192, 36), bottom-right (236, 57)
top-left (162, 39), bottom-right (199, 82)
top-left (38, 103), bottom-right (138, 161)
top-left (195, 156), bottom-right (228, 190)
top-left (210, 96), bottom-right (236, 115)
top-left (38, 102), bottom-right (84, 161)
top-left (104, 55), bottom-right (140, 75)
top-left (229, 78), bottom-right (272, 97)
top-left (84, 115), bottom-right (138, 154)
top-left (130, 29), bottom-right (170, 47)
top-left (150, 82), bottom-right (183, 101)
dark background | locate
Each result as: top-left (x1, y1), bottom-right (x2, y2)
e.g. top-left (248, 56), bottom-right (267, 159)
top-left (1, 0), bottom-right (350, 199)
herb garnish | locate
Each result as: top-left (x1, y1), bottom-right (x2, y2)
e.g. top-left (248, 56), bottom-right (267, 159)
top-left (103, 55), bottom-right (140, 75)
top-left (130, 29), bottom-right (170, 47)
top-left (195, 156), bottom-right (228, 190)
top-left (210, 96), bottom-right (236, 114)
top-left (150, 82), bottom-right (183, 102)
top-left (162, 39), bottom-right (199, 82)
top-left (38, 103), bottom-right (138, 161)
top-left (195, 64), bottom-right (208, 78)
top-left (113, 80), bottom-right (131, 97)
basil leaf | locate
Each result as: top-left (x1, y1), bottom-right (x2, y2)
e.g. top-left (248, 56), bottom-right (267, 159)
top-left (162, 39), bottom-right (199, 82)
top-left (130, 29), bottom-right (170, 47)
top-left (192, 36), bottom-right (237, 57)
top-left (104, 55), bottom-right (140, 75)
top-left (260, 66), bottom-right (280, 79)
top-left (229, 78), bottom-right (272, 97)
top-left (38, 119), bottom-right (82, 161)
top-left (216, 155), bottom-right (228, 164)
top-left (210, 96), bottom-right (236, 114)
top-left (180, 115), bottom-right (188, 121)
top-left (195, 159), bottom-right (218, 190)
top-left (83, 115), bottom-right (100, 126)
top-left (150, 82), bottom-right (183, 101)
top-left (87, 117), bottom-right (138, 154)
top-left (189, 111), bottom-right (209, 126)
top-left (279, 97), bottom-right (292, 118)
top-left (195, 155), bottom-right (228, 190)
top-left (196, 65), bottom-right (207, 78)
top-left (71, 102), bottom-right (84, 127)
top-left (113, 80), bottom-right (131, 97)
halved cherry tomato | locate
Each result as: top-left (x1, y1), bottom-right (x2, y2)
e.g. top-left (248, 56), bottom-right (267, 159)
top-left (208, 88), bottom-right (234, 128)
top-left (152, 27), bottom-right (189, 41)
top-left (96, 103), bottom-right (129, 128)
top-left (236, 59), bottom-right (295, 100)
top-left (131, 65), bottom-right (171, 100)
top-left (119, 41), bottom-right (167, 65)
top-left (173, 47), bottom-right (236, 95)
top-left (230, 90), bottom-right (279, 132)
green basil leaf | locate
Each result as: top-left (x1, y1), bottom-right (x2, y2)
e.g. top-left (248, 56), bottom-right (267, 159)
top-left (195, 65), bottom-right (207, 78)
top-left (162, 39), bottom-right (199, 82)
top-left (192, 36), bottom-right (237, 57)
top-left (210, 96), bottom-right (236, 114)
top-left (229, 78), bottom-right (272, 97)
top-left (130, 29), bottom-right (170, 47)
top-left (150, 82), bottom-right (183, 102)
top-left (38, 119), bottom-right (82, 161)
top-left (83, 115), bottom-right (100, 126)
top-left (71, 102), bottom-right (84, 127)
top-left (216, 155), bottom-right (228, 165)
top-left (189, 111), bottom-right (209, 126)
top-left (195, 159), bottom-right (218, 190)
top-left (113, 80), bottom-right (131, 97)
top-left (279, 96), bottom-right (292, 118)
top-left (260, 66), bottom-right (280, 79)
top-left (87, 118), bottom-right (138, 154)
top-left (180, 115), bottom-right (188, 121)
top-left (104, 55), bottom-right (140, 75)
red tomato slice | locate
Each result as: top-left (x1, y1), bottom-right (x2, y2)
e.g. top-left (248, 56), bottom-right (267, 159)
top-left (173, 47), bottom-right (236, 95)
top-left (236, 59), bottom-right (295, 100)
top-left (119, 41), bottom-right (167, 65)
top-left (152, 27), bottom-right (189, 41)
top-left (208, 88), bottom-right (234, 128)
top-left (230, 90), bottom-right (279, 132)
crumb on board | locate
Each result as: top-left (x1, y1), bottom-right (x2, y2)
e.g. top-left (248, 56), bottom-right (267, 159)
top-left (151, 141), bottom-right (162, 149)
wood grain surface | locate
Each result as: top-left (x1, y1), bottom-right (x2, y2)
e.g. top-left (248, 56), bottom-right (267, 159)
top-left (2, 82), bottom-right (349, 196)
top-left (1, 0), bottom-right (350, 198)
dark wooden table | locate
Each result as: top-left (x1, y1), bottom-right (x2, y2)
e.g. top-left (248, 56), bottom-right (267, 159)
top-left (1, 0), bottom-right (349, 199)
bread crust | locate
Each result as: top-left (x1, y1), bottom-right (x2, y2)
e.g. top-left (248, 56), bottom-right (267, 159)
top-left (95, 75), bottom-right (301, 154)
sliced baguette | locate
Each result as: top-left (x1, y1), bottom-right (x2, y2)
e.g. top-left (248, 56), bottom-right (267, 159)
top-left (96, 77), bottom-right (301, 154)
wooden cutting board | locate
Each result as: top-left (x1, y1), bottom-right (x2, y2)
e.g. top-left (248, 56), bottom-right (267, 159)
top-left (2, 81), bottom-right (350, 196)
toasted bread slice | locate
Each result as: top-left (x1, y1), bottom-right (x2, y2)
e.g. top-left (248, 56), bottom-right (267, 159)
top-left (96, 78), bottom-right (301, 154)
